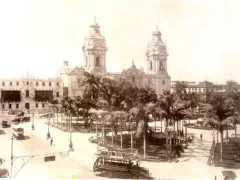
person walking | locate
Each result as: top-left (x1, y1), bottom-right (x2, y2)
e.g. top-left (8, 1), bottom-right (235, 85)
top-left (200, 134), bottom-right (203, 141)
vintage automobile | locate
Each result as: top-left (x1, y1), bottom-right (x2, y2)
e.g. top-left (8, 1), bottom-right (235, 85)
top-left (0, 158), bottom-right (9, 178)
top-left (2, 120), bottom-right (11, 128)
top-left (222, 170), bottom-right (237, 180)
top-left (12, 125), bottom-right (24, 140)
top-left (93, 149), bottom-right (153, 179)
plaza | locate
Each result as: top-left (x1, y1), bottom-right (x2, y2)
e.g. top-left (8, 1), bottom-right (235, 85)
top-left (0, 1), bottom-right (240, 180)
top-left (0, 115), bottom-right (239, 179)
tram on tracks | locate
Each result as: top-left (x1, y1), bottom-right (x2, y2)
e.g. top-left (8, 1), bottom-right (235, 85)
top-left (93, 148), bottom-right (153, 179)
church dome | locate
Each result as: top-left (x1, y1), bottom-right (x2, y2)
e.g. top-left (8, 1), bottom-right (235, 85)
top-left (122, 61), bottom-right (145, 77)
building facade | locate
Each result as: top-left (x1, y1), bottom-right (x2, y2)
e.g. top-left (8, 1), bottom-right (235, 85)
top-left (59, 19), bottom-right (171, 97)
top-left (0, 75), bottom-right (63, 112)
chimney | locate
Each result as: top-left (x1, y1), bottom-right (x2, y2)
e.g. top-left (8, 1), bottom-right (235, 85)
top-left (63, 60), bottom-right (68, 66)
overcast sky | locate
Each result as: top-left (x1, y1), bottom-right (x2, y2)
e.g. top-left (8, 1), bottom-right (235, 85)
top-left (0, 0), bottom-right (239, 84)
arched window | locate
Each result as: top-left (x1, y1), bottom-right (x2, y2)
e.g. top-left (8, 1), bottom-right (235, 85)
top-left (159, 61), bottom-right (164, 70)
top-left (95, 56), bottom-right (101, 67)
top-left (26, 90), bottom-right (29, 97)
top-left (150, 61), bottom-right (152, 70)
top-left (162, 80), bottom-right (165, 85)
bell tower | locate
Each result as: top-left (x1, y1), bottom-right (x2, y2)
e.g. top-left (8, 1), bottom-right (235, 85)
top-left (82, 17), bottom-right (108, 75)
top-left (145, 27), bottom-right (168, 74)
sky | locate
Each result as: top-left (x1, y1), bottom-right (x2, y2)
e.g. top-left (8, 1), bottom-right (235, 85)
top-left (0, 0), bottom-right (239, 84)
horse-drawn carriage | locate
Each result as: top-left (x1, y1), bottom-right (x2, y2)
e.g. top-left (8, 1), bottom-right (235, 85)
top-left (93, 148), bottom-right (153, 179)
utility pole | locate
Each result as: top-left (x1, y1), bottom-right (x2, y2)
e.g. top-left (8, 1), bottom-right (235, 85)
top-left (10, 135), bottom-right (13, 178)
top-left (32, 108), bottom-right (35, 130)
top-left (69, 113), bottom-right (73, 151)
top-left (47, 112), bottom-right (51, 139)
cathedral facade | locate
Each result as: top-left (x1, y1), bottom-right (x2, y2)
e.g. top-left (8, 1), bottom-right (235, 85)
top-left (59, 19), bottom-right (171, 97)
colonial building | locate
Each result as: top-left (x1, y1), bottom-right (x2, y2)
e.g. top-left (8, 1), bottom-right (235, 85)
top-left (170, 80), bottom-right (225, 94)
top-left (0, 75), bottom-right (63, 112)
top-left (59, 18), bottom-right (171, 97)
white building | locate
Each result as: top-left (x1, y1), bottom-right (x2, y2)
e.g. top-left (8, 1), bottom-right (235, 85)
top-left (0, 75), bottom-right (63, 112)
top-left (59, 18), bottom-right (171, 97)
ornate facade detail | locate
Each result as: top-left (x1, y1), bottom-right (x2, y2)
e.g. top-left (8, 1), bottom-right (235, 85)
top-left (82, 17), bottom-right (107, 75)
top-left (66, 20), bottom-right (171, 97)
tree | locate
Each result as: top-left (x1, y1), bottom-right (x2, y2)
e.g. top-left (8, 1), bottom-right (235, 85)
top-left (226, 80), bottom-right (238, 96)
top-left (82, 72), bottom-right (101, 100)
top-left (158, 90), bottom-right (176, 127)
top-left (175, 81), bottom-right (187, 96)
top-left (129, 87), bottom-right (157, 159)
top-left (205, 95), bottom-right (235, 162)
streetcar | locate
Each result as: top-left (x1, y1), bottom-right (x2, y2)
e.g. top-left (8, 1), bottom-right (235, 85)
top-left (12, 125), bottom-right (24, 140)
top-left (93, 149), bottom-right (153, 179)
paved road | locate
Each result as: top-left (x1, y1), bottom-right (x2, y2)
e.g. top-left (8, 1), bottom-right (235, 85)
top-left (1, 118), bottom-right (240, 179)
top-left (0, 119), bottom-right (101, 179)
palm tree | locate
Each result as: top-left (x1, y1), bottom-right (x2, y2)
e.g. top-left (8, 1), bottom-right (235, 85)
top-left (226, 80), bottom-right (238, 96)
top-left (111, 111), bottom-right (128, 149)
top-left (204, 95), bottom-right (235, 162)
top-left (175, 81), bottom-right (187, 96)
top-left (158, 90), bottom-right (176, 128)
top-left (81, 72), bottom-right (100, 100)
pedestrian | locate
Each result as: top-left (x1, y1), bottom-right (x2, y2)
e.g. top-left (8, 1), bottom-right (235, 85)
top-left (50, 138), bottom-right (53, 146)
top-left (200, 133), bottom-right (203, 141)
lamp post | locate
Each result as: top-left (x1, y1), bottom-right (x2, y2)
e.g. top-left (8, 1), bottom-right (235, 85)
top-left (69, 110), bottom-right (73, 151)
top-left (10, 135), bottom-right (13, 178)
top-left (47, 113), bottom-right (51, 139)
top-left (31, 109), bottom-right (35, 130)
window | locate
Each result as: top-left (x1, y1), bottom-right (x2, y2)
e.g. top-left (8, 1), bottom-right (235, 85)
top-left (9, 104), bottom-right (11, 109)
top-left (49, 82), bottom-right (51, 86)
top-left (36, 82), bottom-right (38, 86)
top-left (162, 80), bottom-right (165, 85)
top-left (57, 82), bottom-right (59, 86)
top-left (10, 82), bottom-right (12, 86)
top-left (42, 103), bottom-right (45, 108)
top-left (150, 61), bottom-right (152, 70)
top-left (2, 104), bottom-right (4, 109)
top-left (16, 82), bottom-right (19, 86)
top-left (42, 82), bottom-right (45, 86)
top-left (26, 90), bottom-right (29, 97)
top-left (56, 92), bottom-right (59, 97)
top-left (26, 82), bottom-right (29, 85)
top-left (95, 56), bottom-right (101, 67)
top-left (2, 82), bottom-right (5, 86)
top-left (16, 104), bottom-right (19, 109)
top-left (159, 61), bottom-right (163, 70)
top-left (36, 103), bottom-right (38, 108)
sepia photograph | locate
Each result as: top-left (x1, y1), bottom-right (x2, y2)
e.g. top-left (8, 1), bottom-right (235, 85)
top-left (0, 0), bottom-right (239, 179)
